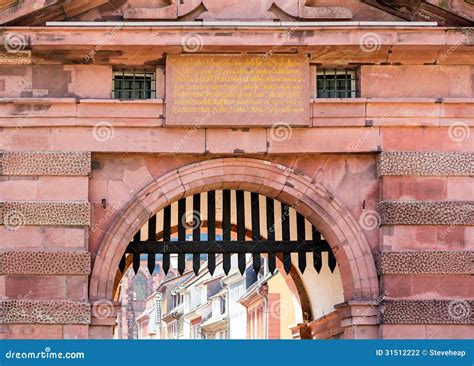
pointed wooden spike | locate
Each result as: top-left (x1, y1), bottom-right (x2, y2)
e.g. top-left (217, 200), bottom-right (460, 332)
top-left (147, 214), bottom-right (157, 241)
top-left (313, 250), bottom-right (322, 273)
top-left (283, 252), bottom-right (291, 274)
top-left (147, 253), bottom-right (156, 275)
top-left (328, 250), bottom-right (337, 273)
top-left (133, 231), bottom-right (141, 242)
top-left (207, 191), bottom-right (216, 276)
top-left (193, 253), bottom-right (200, 275)
top-left (223, 254), bottom-right (231, 275)
top-left (119, 254), bottom-right (126, 273)
top-left (178, 253), bottom-right (185, 275)
top-left (298, 252), bottom-right (306, 274)
top-left (281, 204), bottom-right (290, 241)
top-left (222, 190), bottom-right (231, 276)
top-left (163, 206), bottom-right (171, 241)
top-left (238, 253), bottom-right (246, 275)
top-left (268, 253), bottom-right (276, 274)
top-left (222, 190), bottom-right (231, 242)
top-left (266, 198), bottom-right (275, 241)
top-left (252, 253), bottom-right (261, 273)
top-left (236, 190), bottom-right (246, 275)
top-left (208, 254), bottom-right (216, 275)
top-left (133, 253), bottom-right (140, 274)
top-left (178, 199), bottom-right (186, 240)
top-left (163, 253), bottom-right (170, 275)
top-left (193, 193), bottom-right (201, 242)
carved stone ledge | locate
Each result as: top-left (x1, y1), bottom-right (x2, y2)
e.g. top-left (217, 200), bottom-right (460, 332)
top-left (0, 252), bottom-right (90, 275)
top-left (0, 300), bottom-right (91, 324)
top-left (376, 251), bottom-right (473, 275)
top-left (377, 152), bottom-right (474, 177)
top-left (381, 300), bottom-right (473, 324)
top-left (378, 201), bottom-right (474, 226)
top-left (0, 151), bottom-right (91, 176)
top-left (0, 201), bottom-right (90, 226)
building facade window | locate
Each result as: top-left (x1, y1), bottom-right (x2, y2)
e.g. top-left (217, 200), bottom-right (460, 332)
top-left (113, 69), bottom-right (156, 99)
top-left (316, 68), bottom-right (358, 98)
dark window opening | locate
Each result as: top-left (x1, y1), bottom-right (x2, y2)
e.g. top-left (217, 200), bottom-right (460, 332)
top-left (113, 69), bottom-right (156, 99)
top-left (317, 68), bottom-right (358, 98)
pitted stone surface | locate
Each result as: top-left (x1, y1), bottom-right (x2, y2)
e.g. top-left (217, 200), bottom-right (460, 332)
top-left (381, 300), bottom-right (473, 324)
top-left (376, 251), bottom-right (473, 275)
top-left (0, 201), bottom-right (90, 226)
top-left (0, 252), bottom-right (90, 275)
top-left (377, 152), bottom-right (474, 177)
top-left (378, 201), bottom-right (474, 226)
top-left (1, 151), bottom-right (91, 176)
top-left (0, 300), bottom-right (90, 324)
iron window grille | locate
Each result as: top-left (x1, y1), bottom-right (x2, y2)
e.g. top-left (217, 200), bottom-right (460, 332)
top-left (113, 69), bottom-right (156, 99)
top-left (316, 68), bottom-right (358, 98)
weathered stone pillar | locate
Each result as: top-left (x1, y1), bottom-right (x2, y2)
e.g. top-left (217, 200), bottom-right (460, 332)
top-left (335, 301), bottom-right (380, 339)
top-left (89, 300), bottom-right (121, 339)
top-left (0, 152), bottom-right (92, 339)
top-left (376, 152), bottom-right (473, 339)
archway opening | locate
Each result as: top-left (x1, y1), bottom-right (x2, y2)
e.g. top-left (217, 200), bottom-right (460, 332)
top-left (90, 158), bottom-right (379, 340)
top-left (112, 189), bottom-right (345, 339)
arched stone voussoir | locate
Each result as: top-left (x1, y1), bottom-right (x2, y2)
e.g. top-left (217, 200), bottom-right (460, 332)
top-left (90, 158), bottom-right (379, 302)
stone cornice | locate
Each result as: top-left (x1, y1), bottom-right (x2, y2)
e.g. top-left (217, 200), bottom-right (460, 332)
top-left (1, 26), bottom-right (469, 49)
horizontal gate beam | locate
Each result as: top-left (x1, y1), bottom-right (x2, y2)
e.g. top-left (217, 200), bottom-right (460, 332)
top-left (126, 240), bottom-right (331, 254)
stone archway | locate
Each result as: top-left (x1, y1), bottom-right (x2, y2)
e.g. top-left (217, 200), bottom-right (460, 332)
top-left (90, 158), bottom-right (379, 338)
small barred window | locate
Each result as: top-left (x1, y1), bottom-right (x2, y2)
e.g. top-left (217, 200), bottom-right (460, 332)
top-left (113, 69), bottom-right (156, 99)
top-left (317, 69), bottom-right (358, 98)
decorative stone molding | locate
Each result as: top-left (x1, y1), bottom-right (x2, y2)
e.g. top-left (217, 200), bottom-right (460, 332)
top-left (378, 201), bottom-right (474, 226)
top-left (381, 300), bottom-right (473, 324)
top-left (0, 300), bottom-right (91, 324)
top-left (376, 251), bottom-right (474, 275)
top-left (377, 152), bottom-right (474, 177)
top-left (0, 151), bottom-right (91, 176)
top-left (0, 252), bottom-right (90, 275)
top-left (0, 201), bottom-right (90, 226)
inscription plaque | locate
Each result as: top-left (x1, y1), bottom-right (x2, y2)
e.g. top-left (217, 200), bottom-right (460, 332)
top-left (166, 54), bottom-right (310, 127)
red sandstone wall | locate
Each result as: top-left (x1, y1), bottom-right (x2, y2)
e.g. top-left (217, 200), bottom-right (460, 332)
top-left (0, 23), bottom-right (472, 339)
